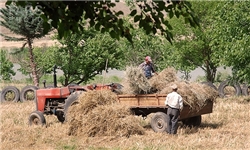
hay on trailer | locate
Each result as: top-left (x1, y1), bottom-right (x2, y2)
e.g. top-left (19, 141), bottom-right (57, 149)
top-left (67, 90), bottom-right (145, 137)
top-left (121, 66), bottom-right (152, 94)
top-left (159, 81), bottom-right (218, 112)
top-left (160, 81), bottom-right (199, 111)
top-left (119, 65), bottom-right (218, 112)
top-left (189, 82), bottom-right (218, 108)
top-left (149, 67), bottom-right (178, 92)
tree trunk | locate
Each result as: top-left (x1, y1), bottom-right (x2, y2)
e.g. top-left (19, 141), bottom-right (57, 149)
top-left (205, 60), bottom-right (217, 83)
top-left (28, 39), bottom-right (39, 87)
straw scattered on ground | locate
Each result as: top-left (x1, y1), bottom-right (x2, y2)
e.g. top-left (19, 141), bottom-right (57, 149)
top-left (67, 90), bottom-right (145, 137)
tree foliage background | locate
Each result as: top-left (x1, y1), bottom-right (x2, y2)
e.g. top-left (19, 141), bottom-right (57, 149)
top-left (49, 29), bottom-right (124, 86)
top-left (1, 1), bottom-right (250, 85)
top-left (0, 3), bottom-right (49, 86)
top-left (8, 1), bottom-right (199, 43)
top-left (209, 1), bottom-right (250, 83)
top-left (0, 49), bottom-right (15, 81)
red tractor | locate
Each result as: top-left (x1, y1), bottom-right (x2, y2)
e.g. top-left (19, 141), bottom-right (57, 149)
top-left (28, 66), bottom-right (122, 125)
top-left (29, 82), bottom-right (122, 125)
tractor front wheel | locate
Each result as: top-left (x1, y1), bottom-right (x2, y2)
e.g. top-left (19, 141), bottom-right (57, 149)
top-left (29, 111), bottom-right (46, 126)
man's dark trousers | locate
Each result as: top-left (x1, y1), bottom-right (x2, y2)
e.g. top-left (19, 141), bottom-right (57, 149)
top-left (167, 107), bottom-right (180, 134)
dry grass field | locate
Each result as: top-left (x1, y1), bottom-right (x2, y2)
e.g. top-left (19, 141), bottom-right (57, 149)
top-left (1, 95), bottom-right (250, 150)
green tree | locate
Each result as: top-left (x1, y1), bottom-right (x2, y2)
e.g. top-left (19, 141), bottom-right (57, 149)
top-left (0, 49), bottom-right (15, 81)
top-left (53, 29), bottom-right (124, 86)
top-left (8, 1), bottom-right (199, 43)
top-left (11, 46), bottom-right (57, 81)
top-left (209, 1), bottom-right (250, 83)
top-left (165, 1), bottom-right (223, 82)
top-left (118, 27), bottom-right (169, 71)
top-left (0, 4), bottom-right (50, 86)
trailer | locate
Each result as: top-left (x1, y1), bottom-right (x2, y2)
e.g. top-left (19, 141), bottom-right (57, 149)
top-left (117, 94), bottom-right (213, 132)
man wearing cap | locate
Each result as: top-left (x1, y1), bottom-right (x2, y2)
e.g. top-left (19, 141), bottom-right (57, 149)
top-left (165, 84), bottom-right (183, 134)
top-left (139, 56), bottom-right (157, 79)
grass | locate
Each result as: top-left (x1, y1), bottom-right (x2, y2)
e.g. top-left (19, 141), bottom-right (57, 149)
top-left (1, 96), bottom-right (250, 150)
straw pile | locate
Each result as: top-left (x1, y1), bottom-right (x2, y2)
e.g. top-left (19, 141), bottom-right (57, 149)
top-left (121, 66), bottom-right (152, 94)
top-left (67, 90), bottom-right (145, 137)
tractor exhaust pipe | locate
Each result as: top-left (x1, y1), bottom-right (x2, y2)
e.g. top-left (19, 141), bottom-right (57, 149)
top-left (53, 65), bottom-right (57, 87)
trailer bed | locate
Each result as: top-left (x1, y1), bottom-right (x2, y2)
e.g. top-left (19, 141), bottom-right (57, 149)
top-left (117, 94), bottom-right (213, 120)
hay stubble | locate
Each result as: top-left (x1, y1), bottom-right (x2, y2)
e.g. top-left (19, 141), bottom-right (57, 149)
top-left (1, 98), bottom-right (250, 149)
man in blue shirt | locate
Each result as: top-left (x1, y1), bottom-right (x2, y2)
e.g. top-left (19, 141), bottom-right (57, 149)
top-left (139, 56), bottom-right (157, 79)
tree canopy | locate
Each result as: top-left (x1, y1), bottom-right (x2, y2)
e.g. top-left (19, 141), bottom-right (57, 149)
top-left (50, 29), bottom-right (124, 86)
top-left (165, 1), bottom-right (220, 82)
top-left (209, 1), bottom-right (250, 83)
top-left (7, 1), bottom-right (199, 43)
top-left (160, 1), bottom-right (249, 83)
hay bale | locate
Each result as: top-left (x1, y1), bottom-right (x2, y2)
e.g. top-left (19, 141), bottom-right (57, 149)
top-left (149, 67), bottom-right (178, 92)
top-left (121, 66), bottom-right (151, 94)
top-left (67, 90), bottom-right (145, 137)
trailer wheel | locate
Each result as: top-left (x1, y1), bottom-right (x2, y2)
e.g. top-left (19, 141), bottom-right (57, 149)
top-left (182, 115), bottom-right (201, 127)
top-left (0, 86), bottom-right (20, 102)
top-left (20, 85), bottom-right (39, 102)
top-left (29, 111), bottom-right (46, 126)
top-left (63, 91), bottom-right (83, 122)
top-left (242, 84), bottom-right (249, 96)
top-left (218, 80), bottom-right (241, 98)
top-left (150, 112), bottom-right (168, 133)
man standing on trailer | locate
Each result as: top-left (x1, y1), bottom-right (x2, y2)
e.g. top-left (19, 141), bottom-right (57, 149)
top-left (165, 84), bottom-right (183, 134)
top-left (139, 56), bottom-right (157, 79)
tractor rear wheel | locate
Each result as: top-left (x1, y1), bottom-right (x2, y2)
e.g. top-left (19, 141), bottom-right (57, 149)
top-left (63, 91), bottom-right (83, 122)
top-left (56, 110), bottom-right (65, 123)
top-left (29, 111), bottom-right (46, 126)
top-left (150, 112), bottom-right (168, 133)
